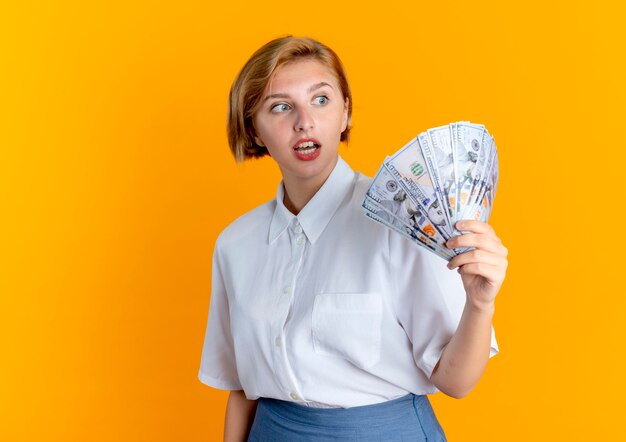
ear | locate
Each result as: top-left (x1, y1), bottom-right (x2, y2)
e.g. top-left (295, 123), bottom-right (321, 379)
top-left (254, 135), bottom-right (265, 147)
top-left (250, 125), bottom-right (265, 147)
top-left (341, 97), bottom-right (350, 133)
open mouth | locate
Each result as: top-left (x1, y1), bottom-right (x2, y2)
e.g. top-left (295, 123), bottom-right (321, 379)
top-left (293, 140), bottom-right (321, 155)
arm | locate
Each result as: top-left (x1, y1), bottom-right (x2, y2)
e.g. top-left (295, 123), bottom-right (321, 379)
top-left (224, 390), bottom-right (258, 442)
top-left (430, 220), bottom-right (508, 398)
top-left (429, 299), bottom-right (495, 398)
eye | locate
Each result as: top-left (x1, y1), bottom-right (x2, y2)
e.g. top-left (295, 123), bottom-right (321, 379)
top-left (271, 103), bottom-right (290, 113)
top-left (313, 95), bottom-right (329, 105)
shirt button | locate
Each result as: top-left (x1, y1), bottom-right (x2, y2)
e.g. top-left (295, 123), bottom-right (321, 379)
top-left (290, 392), bottom-right (299, 400)
top-left (275, 336), bottom-right (282, 346)
top-left (293, 221), bottom-right (303, 233)
top-left (283, 285), bottom-right (292, 294)
top-left (296, 235), bottom-right (305, 245)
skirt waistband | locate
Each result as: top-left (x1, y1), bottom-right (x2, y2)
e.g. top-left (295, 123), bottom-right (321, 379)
top-left (258, 393), bottom-right (429, 428)
top-left (249, 393), bottom-right (447, 441)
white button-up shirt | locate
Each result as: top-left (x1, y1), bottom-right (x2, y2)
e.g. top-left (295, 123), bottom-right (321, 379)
top-left (198, 156), bottom-right (498, 408)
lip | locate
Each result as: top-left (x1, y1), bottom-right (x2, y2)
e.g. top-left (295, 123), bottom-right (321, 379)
top-left (292, 137), bottom-right (322, 161)
top-left (292, 138), bottom-right (322, 150)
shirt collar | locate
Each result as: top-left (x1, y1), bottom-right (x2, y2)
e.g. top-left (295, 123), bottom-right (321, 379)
top-left (268, 155), bottom-right (357, 245)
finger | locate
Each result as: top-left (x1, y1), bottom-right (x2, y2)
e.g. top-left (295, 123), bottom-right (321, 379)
top-left (446, 233), bottom-right (507, 255)
top-left (455, 220), bottom-right (496, 236)
top-left (457, 262), bottom-right (506, 284)
top-left (447, 249), bottom-right (506, 270)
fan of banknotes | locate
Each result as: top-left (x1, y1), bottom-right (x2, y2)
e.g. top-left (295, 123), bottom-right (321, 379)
top-left (362, 121), bottom-right (499, 261)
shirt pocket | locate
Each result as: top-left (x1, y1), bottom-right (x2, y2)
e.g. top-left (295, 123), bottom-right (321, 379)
top-left (311, 292), bottom-right (383, 370)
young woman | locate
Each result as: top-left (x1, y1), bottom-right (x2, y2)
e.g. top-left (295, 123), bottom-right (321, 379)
top-left (199, 36), bottom-right (508, 442)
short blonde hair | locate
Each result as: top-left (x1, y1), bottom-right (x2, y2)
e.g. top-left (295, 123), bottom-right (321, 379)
top-left (227, 36), bottom-right (353, 162)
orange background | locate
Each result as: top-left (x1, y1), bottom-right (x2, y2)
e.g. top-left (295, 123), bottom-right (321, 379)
top-left (1, 1), bottom-right (624, 440)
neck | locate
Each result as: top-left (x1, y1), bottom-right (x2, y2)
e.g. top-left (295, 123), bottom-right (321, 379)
top-left (281, 156), bottom-right (338, 215)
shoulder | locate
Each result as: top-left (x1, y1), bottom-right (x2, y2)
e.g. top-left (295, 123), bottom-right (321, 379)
top-left (337, 170), bottom-right (379, 226)
top-left (215, 199), bottom-right (276, 251)
top-left (344, 170), bottom-right (373, 213)
top-left (353, 170), bottom-right (373, 197)
top-left (333, 170), bottom-right (393, 250)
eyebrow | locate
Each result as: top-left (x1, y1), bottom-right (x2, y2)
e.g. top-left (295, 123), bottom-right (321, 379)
top-left (263, 82), bottom-right (334, 102)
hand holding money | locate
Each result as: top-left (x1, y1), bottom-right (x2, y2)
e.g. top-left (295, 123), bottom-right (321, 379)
top-left (362, 122), bottom-right (500, 262)
top-left (445, 220), bottom-right (508, 311)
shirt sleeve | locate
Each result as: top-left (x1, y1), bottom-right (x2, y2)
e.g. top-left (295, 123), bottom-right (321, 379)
top-left (198, 240), bottom-right (242, 390)
top-left (389, 233), bottom-right (499, 381)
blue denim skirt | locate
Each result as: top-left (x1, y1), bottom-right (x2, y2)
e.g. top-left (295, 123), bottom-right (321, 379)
top-left (247, 393), bottom-right (447, 441)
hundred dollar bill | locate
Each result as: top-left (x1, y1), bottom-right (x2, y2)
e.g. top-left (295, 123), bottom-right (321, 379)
top-left (362, 196), bottom-right (408, 233)
top-left (491, 144), bottom-right (499, 206)
top-left (481, 147), bottom-right (499, 221)
top-left (400, 202), bottom-right (457, 259)
top-left (418, 130), bottom-right (454, 232)
top-left (363, 195), bottom-right (454, 259)
top-left (472, 130), bottom-right (494, 208)
top-left (453, 122), bottom-right (483, 224)
top-left (464, 141), bottom-right (498, 222)
top-left (362, 198), bottom-right (453, 261)
top-left (364, 169), bottom-right (456, 259)
top-left (426, 125), bottom-right (457, 227)
top-left (459, 128), bottom-right (491, 221)
top-left (464, 136), bottom-right (494, 221)
top-left (365, 163), bottom-right (451, 249)
top-left (384, 141), bottom-right (452, 241)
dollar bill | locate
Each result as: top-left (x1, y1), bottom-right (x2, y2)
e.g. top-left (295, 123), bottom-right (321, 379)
top-left (459, 127), bottom-right (492, 221)
top-left (420, 129), bottom-right (455, 231)
top-left (384, 141), bottom-right (452, 241)
top-left (364, 165), bottom-right (455, 258)
top-left (362, 197), bottom-right (454, 261)
top-left (464, 140), bottom-right (498, 222)
top-left (481, 147), bottom-right (499, 221)
top-left (453, 122), bottom-right (484, 224)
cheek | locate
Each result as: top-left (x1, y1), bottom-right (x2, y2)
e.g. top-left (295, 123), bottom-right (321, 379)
top-left (256, 122), bottom-right (290, 153)
top-left (254, 119), bottom-right (279, 145)
top-left (324, 111), bottom-right (347, 137)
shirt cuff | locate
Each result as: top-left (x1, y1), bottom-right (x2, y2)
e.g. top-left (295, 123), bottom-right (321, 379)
top-left (420, 339), bottom-right (499, 381)
top-left (198, 371), bottom-right (242, 391)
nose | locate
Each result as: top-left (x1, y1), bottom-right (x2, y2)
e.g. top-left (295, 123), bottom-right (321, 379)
top-left (294, 106), bottom-right (314, 132)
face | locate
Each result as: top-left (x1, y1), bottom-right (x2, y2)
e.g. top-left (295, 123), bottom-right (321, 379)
top-left (251, 58), bottom-right (349, 188)
top-left (427, 200), bottom-right (445, 226)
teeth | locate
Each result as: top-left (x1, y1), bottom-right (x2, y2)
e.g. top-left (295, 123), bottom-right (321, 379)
top-left (299, 147), bottom-right (317, 155)
top-left (296, 141), bottom-right (316, 149)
